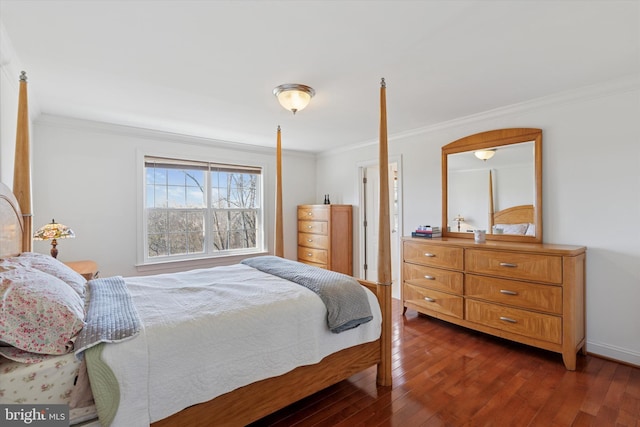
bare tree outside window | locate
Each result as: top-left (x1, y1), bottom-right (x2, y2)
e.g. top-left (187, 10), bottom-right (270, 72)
top-left (144, 158), bottom-right (262, 260)
top-left (211, 171), bottom-right (259, 251)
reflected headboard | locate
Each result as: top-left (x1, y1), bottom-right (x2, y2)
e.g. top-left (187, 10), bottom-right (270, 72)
top-left (0, 182), bottom-right (24, 257)
top-left (493, 204), bottom-right (534, 225)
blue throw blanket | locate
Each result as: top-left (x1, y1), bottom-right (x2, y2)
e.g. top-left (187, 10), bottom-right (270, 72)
top-left (241, 256), bottom-right (373, 333)
top-left (75, 276), bottom-right (142, 356)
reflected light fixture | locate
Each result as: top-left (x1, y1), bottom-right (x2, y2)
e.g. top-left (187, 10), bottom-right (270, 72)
top-left (453, 214), bottom-right (465, 232)
top-left (33, 219), bottom-right (75, 258)
top-left (474, 149), bottom-right (496, 161)
top-left (273, 83), bottom-right (315, 114)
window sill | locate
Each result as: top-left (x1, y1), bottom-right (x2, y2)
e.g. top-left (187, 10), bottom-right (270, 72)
top-left (135, 251), bottom-right (270, 275)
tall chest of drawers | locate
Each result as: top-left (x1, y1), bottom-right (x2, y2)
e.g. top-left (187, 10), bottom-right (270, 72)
top-left (402, 237), bottom-right (586, 370)
top-left (297, 204), bottom-right (353, 275)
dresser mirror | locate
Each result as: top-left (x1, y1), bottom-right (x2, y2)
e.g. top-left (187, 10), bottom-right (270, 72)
top-left (442, 128), bottom-right (542, 243)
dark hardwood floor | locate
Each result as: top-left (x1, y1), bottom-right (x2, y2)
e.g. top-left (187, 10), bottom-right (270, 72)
top-left (251, 299), bottom-right (640, 427)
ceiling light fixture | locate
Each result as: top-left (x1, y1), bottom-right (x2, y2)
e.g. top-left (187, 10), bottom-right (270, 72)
top-left (273, 83), bottom-right (315, 115)
top-left (474, 149), bottom-right (496, 161)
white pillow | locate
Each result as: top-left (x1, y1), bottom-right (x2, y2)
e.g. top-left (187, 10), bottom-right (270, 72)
top-left (525, 223), bottom-right (536, 236)
top-left (494, 223), bottom-right (529, 235)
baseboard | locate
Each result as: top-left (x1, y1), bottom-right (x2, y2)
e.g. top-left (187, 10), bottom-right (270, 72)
top-left (587, 341), bottom-right (640, 368)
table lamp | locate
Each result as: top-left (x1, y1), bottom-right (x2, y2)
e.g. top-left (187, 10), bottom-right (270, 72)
top-left (33, 219), bottom-right (75, 258)
top-left (453, 214), bottom-right (465, 232)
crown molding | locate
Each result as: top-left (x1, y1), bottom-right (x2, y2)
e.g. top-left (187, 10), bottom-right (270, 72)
top-left (35, 114), bottom-right (316, 160)
top-left (318, 74), bottom-right (640, 158)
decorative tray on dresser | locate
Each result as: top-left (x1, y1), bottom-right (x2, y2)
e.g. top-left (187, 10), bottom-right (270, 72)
top-left (401, 237), bottom-right (586, 370)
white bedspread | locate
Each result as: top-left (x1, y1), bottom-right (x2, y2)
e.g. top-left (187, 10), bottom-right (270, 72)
top-left (99, 263), bottom-right (381, 426)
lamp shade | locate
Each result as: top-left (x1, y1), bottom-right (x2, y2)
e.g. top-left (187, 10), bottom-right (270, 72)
top-left (474, 149), bottom-right (496, 161)
top-left (33, 219), bottom-right (75, 241)
top-left (273, 84), bottom-right (315, 114)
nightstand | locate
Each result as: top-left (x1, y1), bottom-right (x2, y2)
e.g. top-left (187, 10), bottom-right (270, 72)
top-left (65, 260), bottom-right (99, 281)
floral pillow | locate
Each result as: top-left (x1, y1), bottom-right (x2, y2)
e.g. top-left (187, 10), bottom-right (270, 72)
top-left (0, 265), bottom-right (85, 355)
top-left (1, 252), bottom-right (86, 299)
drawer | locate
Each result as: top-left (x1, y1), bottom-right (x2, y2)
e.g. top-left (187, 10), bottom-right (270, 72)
top-left (465, 299), bottom-right (561, 344)
top-left (298, 206), bottom-right (328, 221)
top-left (465, 275), bottom-right (562, 314)
top-left (465, 249), bottom-right (562, 284)
top-left (403, 263), bottom-right (463, 294)
top-left (298, 246), bottom-right (328, 265)
top-left (403, 240), bottom-right (463, 270)
top-left (298, 220), bottom-right (328, 235)
top-left (298, 232), bottom-right (329, 249)
top-left (299, 259), bottom-right (326, 269)
top-left (403, 284), bottom-right (463, 319)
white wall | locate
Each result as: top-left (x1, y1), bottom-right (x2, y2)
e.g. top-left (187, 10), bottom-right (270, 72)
top-left (315, 77), bottom-right (640, 366)
top-left (30, 116), bottom-right (316, 277)
top-left (0, 65), bottom-right (18, 185)
top-left (0, 37), bottom-right (20, 184)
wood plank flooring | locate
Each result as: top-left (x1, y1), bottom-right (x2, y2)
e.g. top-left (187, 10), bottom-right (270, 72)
top-left (250, 299), bottom-right (640, 427)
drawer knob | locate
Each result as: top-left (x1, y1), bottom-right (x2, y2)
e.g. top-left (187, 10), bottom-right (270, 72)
top-left (307, 212), bottom-right (312, 216)
top-left (500, 316), bottom-right (517, 324)
top-left (500, 289), bottom-right (518, 296)
top-left (307, 239), bottom-right (313, 242)
top-left (499, 262), bottom-right (517, 268)
top-left (307, 253), bottom-right (312, 257)
top-left (307, 225), bottom-right (313, 229)
top-left (424, 275), bottom-right (435, 280)
top-left (424, 253), bottom-right (436, 257)
top-left (424, 297), bottom-right (435, 303)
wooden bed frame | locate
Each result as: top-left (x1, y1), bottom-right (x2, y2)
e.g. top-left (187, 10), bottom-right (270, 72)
top-left (491, 204), bottom-right (535, 230)
top-left (2, 75), bottom-right (392, 426)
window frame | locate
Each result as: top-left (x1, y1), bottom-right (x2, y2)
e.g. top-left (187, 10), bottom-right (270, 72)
top-left (138, 152), bottom-right (266, 266)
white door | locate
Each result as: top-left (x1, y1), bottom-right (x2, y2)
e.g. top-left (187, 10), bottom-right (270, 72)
top-left (361, 161), bottom-right (401, 299)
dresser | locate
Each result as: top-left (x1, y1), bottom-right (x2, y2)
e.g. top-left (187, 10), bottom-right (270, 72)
top-left (297, 204), bottom-right (353, 275)
top-left (402, 237), bottom-right (586, 370)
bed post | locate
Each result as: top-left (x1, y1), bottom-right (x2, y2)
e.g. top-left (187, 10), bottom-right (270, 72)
top-left (489, 170), bottom-right (494, 231)
top-left (377, 78), bottom-right (392, 387)
top-left (275, 126), bottom-right (284, 257)
top-left (13, 71), bottom-right (32, 252)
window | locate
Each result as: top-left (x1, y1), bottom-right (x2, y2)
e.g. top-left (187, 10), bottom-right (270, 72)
top-left (144, 156), bottom-right (263, 261)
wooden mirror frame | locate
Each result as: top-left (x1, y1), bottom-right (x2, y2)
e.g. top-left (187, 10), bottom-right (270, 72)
top-left (442, 128), bottom-right (543, 243)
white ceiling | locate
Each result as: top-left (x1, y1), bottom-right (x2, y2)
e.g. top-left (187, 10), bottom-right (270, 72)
top-left (1, 0), bottom-right (638, 153)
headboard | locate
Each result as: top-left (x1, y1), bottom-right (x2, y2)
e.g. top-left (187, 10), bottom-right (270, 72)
top-left (493, 204), bottom-right (534, 225)
top-left (489, 204), bottom-right (535, 236)
top-left (0, 182), bottom-right (25, 257)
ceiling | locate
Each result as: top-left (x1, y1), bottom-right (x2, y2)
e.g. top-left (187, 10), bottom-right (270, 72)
top-left (1, 0), bottom-right (638, 153)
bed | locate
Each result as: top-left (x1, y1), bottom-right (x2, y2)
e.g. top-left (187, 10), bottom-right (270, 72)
top-left (1, 75), bottom-right (393, 426)
top-left (491, 204), bottom-right (536, 236)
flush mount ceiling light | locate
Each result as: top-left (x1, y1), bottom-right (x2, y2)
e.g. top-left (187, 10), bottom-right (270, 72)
top-left (474, 149), bottom-right (496, 161)
top-left (273, 83), bottom-right (315, 115)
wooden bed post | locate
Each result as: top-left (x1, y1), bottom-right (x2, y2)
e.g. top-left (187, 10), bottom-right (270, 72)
top-left (377, 78), bottom-right (392, 387)
top-left (489, 170), bottom-right (494, 231)
top-left (275, 126), bottom-right (284, 257)
top-left (13, 71), bottom-right (32, 252)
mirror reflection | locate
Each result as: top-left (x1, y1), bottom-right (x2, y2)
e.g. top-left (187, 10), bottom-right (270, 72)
top-left (442, 128), bottom-right (542, 243)
top-left (447, 141), bottom-right (535, 235)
